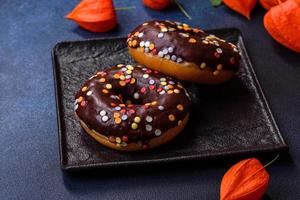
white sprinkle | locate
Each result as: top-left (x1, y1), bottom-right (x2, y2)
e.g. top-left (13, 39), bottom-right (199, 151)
top-left (87, 91), bottom-right (92, 96)
top-left (176, 57), bottom-right (183, 63)
top-left (164, 86), bottom-right (169, 90)
top-left (216, 48), bottom-right (223, 54)
top-left (74, 104), bottom-right (78, 110)
top-left (142, 67), bottom-right (147, 71)
top-left (100, 110), bottom-right (107, 116)
top-left (146, 124), bottom-right (153, 132)
top-left (149, 80), bottom-right (155, 85)
top-left (155, 129), bottom-right (162, 136)
top-left (145, 41), bottom-right (150, 47)
top-left (163, 49), bottom-right (168, 55)
top-left (102, 116), bottom-right (109, 122)
top-left (125, 75), bottom-right (132, 79)
top-left (144, 47), bottom-right (149, 53)
top-left (158, 105), bottom-right (164, 111)
top-left (139, 41), bottom-right (145, 47)
top-left (233, 47), bottom-right (238, 52)
top-left (115, 106), bottom-right (121, 111)
top-left (158, 51), bottom-right (164, 57)
top-left (133, 92), bottom-right (140, 99)
top-left (164, 55), bottom-right (170, 60)
top-left (143, 74), bottom-right (149, 79)
top-left (171, 55), bottom-right (177, 61)
top-left (74, 99), bottom-right (78, 105)
top-left (146, 116), bottom-right (153, 122)
top-left (121, 67), bottom-right (127, 71)
top-left (110, 95), bottom-right (117, 99)
top-left (160, 78), bottom-right (166, 82)
top-left (158, 33), bottom-right (164, 38)
top-left (138, 32), bottom-right (144, 38)
top-left (121, 115), bottom-right (128, 121)
top-left (168, 81), bottom-right (175, 84)
top-left (159, 90), bottom-right (166, 95)
top-left (168, 47), bottom-right (174, 53)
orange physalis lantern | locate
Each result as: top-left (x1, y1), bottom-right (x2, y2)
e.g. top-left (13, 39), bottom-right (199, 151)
top-left (264, 0), bottom-right (300, 53)
top-left (220, 158), bottom-right (269, 200)
top-left (223, 0), bottom-right (258, 19)
top-left (66, 0), bottom-right (117, 33)
top-left (143, 0), bottom-right (171, 10)
top-left (259, 0), bottom-right (287, 10)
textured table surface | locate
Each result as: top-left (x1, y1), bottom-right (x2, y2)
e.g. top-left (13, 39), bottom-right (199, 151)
top-left (0, 0), bottom-right (299, 199)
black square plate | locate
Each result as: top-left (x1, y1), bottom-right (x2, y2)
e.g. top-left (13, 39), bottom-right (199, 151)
top-left (52, 28), bottom-right (288, 171)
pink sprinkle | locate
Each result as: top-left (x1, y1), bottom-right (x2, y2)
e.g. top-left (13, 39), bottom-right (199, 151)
top-left (80, 101), bottom-right (88, 107)
top-left (157, 88), bottom-right (162, 92)
top-left (149, 85), bottom-right (155, 90)
top-left (214, 52), bottom-right (220, 58)
top-left (140, 87), bottom-right (146, 93)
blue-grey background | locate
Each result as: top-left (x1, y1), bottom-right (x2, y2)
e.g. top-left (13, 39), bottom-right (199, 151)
top-left (0, 0), bottom-right (299, 199)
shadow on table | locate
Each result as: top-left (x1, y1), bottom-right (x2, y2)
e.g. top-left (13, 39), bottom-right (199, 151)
top-left (62, 151), bottom-right (292, 198)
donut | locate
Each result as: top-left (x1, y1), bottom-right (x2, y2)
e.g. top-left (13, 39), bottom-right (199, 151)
top-left (74, 64), bottom-right (191, 151)
top-left (127, 20), bottom-right (241, 84)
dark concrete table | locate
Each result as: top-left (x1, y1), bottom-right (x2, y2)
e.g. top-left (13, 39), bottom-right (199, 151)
top-left (1, 0), bottom-right (299, 199)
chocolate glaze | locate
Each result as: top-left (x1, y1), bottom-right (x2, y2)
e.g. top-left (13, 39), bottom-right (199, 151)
top-left (75, 64), bottom-right (191, 147)
top-left (127, 20), bottom-right (241, 71)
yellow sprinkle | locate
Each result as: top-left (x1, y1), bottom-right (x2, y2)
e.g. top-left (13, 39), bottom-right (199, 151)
top-left (169, 114), bottom-right (175, 121)
top-left (134, 32), bottom-right (139, 36)
top-left (134, 116), bottom-right (141, 123)
top-left (128, 41), bottom-right (132, 47)
top-left (151, 101), bottom-right (157, 105)
top-left (131, 122), bottom-right (138, 129)
top-left (200, 63), bottom-right (206, 69)
top-left (127, 65), bottom-right (134, 70)
top-left (126, 70), bottom-right (132, 74)
top-left (178, 120), bottom-right (182, 126)
top-left (116, 137), bottom-right (121, 144)
top-left (106, 84), bottom-right (112, 89)
top-left (113, 74), bottom-right (120, 79)
top-left (117, 64), bottom-right (124, 68)
top-left (99, 78), bottom-right (106, 82)
top-left (149, 43), bottom-right (155, 50)
top-left (145, 103), bottom-right (151, 106)
top-left (120, 75), bottom-right (125, 80)
top-left (177, 25), bottom-right (183, 29)
top-left (81, 86), bottom-right (88, 92)
top-left (119, 81), bottom-right (126, 86)
top-left (193, 28), bottom-right (201, 33)
top-left (177, 104), bottom-right (184, 111)
top-left (189, 38), bottom-right (197, 43)
top-left (161, 81), bottom-right (167, 86)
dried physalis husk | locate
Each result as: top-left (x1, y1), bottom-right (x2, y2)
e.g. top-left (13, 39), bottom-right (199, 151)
top-left (220, 158), bottom-right (270, 200)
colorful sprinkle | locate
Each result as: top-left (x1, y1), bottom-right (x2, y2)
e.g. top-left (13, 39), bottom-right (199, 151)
top-left (105, 84), bottom-right (112, 89)
top-left (213, 70), bottom-right (220, 76)
top-left (133, 92), bottom-right (140, 99)
top-left (102, 115), bottom-right (109, 122)
top-left (100, 110), bottom-right (106, 116)
top-left (146, 116), bottom-right (153, 122)
top-left (189, 38), bottom-right (197, 43)
top-left (99, 78), bottom-right (106, 82)
top-left (145, 124), bottom-right (153, 131)
top-left (134, 116), bottom-right (141, 123)
top-left (115, 117), bottom-right (121, 124)
top-left (143, 74), bottom-right (149, 79)
top-left (131, 122), bottom-right (138, 129)
top-left (177, 104), bottom-right (184, 111)
top-left (121, 115), bottom-right (128, 121)
top-left (116, 137), bottom-right (122, 144)
top-left (102, 89), bottom-right (109, 94)
top-left (158, 105), bottom-right (164, 110)
top-left (217, 64), bottom-right (223, 71)
top-left (174, 89), bottom-right (180, 94)
top-left (158, 33), bottom-right (164, 38)
top-left (155, 129), bottom-right (162, 136)
top-left (169, 114), bottom-right (175, 121)
top-left (81, 86), bottom-right (88, 92)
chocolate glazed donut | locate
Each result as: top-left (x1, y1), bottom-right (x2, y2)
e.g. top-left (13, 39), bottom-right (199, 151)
top-left (74, 64), bottom-right (191, 151)
top-left (127, 20), bottom-right (241, 84)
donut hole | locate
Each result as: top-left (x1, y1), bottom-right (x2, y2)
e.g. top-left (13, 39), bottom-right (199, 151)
top-left (113, 88), bottom-right (148, 106)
